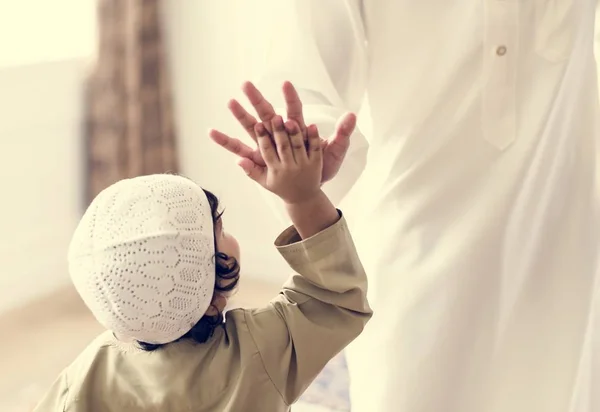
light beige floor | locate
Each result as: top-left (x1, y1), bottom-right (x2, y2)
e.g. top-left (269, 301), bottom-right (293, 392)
top-left (0, 279), bottom-right (283, 412)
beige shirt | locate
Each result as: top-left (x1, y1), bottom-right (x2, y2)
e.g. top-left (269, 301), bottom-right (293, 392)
top-left (33, 215), bottom-right (371, 412)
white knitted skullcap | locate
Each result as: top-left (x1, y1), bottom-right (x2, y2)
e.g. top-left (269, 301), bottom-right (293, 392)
top-left (68, 174), bottom-right (216, 344)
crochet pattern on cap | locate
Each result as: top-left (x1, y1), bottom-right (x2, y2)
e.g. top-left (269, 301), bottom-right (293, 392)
top-left (68, 175), bottom-right (216, 345)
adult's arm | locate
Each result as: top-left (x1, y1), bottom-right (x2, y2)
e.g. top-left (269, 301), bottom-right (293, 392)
top-left (255, 0), bottom-right (370, 218)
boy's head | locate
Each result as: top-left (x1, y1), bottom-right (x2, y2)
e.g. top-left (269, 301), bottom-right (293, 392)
top-left (68, 174), bottom-right (240, 348)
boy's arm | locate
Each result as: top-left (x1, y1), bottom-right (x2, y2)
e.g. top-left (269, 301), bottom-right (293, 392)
top-left (241, 197), bottom-right (372, 405)
top-left (32, 373), bottom-right (69, 411)
top-left (284, 190), bottom-right (340, 240)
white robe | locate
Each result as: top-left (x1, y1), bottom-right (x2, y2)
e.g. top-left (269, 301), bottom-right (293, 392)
top-left (256, 1), bottom-right (600, 411)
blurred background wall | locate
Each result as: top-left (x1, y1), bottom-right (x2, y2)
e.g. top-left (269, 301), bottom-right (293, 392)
top-left (0, 0), bottom-right (291, 315)
top-left (0, 0), bottom-right (95, 313)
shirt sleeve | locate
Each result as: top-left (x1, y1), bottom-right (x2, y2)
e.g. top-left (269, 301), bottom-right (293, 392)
top-left (243, 213), bottom-right (373, 405)
top-left (32, 373), bottom-right (69, 412)
top-left (255, 0), bottom-right (370, 220)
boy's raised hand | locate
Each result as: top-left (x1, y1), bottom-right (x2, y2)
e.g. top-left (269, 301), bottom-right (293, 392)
top-left (209, 81), bottom-right (357, 184)
top-left (238, 116), bottom-right (322, 205)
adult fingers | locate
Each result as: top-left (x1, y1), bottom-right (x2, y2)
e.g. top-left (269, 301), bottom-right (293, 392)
top-left (238, 158), bottom-right (266, 185)
top-left (242, 81), bottom-right (276, 132)
top-left (282, 81), bottom-right (307, 134)
top-left (285, 119), bottom-right (307, 164)
top-left (325, 112), bottom-right (356, 161)
top-left (228, 99), bottom-right (258, 141)
top-left (271, 116), bottom-right (295, 165)
top-left (334, 112), bottom-right (357, 140)
top-left (209, 129), bottom-right (265, 166)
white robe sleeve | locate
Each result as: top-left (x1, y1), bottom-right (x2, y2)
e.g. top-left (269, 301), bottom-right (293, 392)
top-left (255, 0), bottom-right (370, 221)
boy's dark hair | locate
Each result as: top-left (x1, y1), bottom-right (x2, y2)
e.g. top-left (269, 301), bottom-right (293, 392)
top-left (137, 189), bottom-right (240, 351)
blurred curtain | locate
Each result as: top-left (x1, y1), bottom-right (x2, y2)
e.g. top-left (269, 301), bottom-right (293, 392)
top-left (85, 0), bottom-right (178, 203)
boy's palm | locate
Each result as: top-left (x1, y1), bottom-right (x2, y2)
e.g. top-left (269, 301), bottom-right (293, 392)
top-left (239, 116), bottom-right (323, 205)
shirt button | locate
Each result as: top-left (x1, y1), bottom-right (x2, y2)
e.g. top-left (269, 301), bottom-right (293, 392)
top-left (496, 45), bottom-right (507, 56)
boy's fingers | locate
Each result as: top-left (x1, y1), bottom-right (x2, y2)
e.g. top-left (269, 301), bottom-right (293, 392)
top-left (255, 123), bottom-right (279, 167)
top-left (285, 119), bottom-right (307, 164)
top-left (307, 124), bottom-right (322, 162)
top-left (271, 116), bottom-right (295, 165)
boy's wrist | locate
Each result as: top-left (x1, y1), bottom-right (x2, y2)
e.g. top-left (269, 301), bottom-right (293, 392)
top-left (284, 190), bottom-right (325, 208)
top-left (284, 190), bottom-right (339, 239)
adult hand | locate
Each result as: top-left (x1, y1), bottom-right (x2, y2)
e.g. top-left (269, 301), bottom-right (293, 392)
top-left (209, 81), bottom-right (357, 184)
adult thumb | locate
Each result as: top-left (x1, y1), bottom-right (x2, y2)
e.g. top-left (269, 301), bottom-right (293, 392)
top-left (326, 112), bottom-right (356, 160)
top-left (333, 112), bottom-right (356, 143)
top-left (237, 158), bottom-right (266, 183)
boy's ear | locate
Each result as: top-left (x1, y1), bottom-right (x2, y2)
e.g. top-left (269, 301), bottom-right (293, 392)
top-left (205, 294), bottom-right (227, 316)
